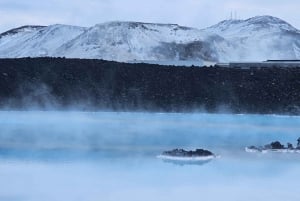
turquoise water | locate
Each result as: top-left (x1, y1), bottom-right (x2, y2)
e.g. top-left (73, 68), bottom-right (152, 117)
top-left (0, 112), bottom-right (300, 201)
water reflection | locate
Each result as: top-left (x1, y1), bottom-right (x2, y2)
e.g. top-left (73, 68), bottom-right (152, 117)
top-left (159, 158), bottom-right (213, 166)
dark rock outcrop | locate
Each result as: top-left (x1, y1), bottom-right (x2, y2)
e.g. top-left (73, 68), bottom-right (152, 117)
top-left (246, 138), bottom-right (300, 153)
top-left (268, 141), bottom-right (285, 149)
top-left (287, 143), bottom-right (294, 149)
top-left (162, 148), bottom-right (214, 157)
top-left (297, 138), bottom-right (300, 148)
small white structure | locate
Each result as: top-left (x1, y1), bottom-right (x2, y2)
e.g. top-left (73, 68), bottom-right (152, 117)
top-left (216, 60), bottom-right (300, 69)
top-left (128, 60), bottom-right (205, 67)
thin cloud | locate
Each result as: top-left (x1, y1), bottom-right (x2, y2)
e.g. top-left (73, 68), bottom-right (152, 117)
top-left (0, 0), bottom-right (299, 32)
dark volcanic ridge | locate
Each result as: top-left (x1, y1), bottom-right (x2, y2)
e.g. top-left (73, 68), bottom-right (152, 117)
top-left (0, 57), bottom-right (299, 114)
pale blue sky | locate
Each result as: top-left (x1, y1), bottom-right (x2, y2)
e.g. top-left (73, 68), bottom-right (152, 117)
top-left (0, 0), bottom-right (299, 32)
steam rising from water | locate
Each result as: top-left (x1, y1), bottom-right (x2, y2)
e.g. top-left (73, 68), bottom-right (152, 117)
top-left (0, 111), bottom-right (300, 201)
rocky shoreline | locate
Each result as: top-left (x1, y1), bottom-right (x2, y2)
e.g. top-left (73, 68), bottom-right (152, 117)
top-left (246, 138), bottom-right (300, 153)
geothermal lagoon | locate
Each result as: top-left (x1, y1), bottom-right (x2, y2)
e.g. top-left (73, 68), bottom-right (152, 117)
top-left (0, 111), bottom-right (300, 201)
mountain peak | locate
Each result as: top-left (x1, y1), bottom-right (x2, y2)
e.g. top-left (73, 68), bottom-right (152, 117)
top-left (98, 21), bottom-right (182, 27)
top-left (246, 15), bottom-right (287, 24)
top-left (0, 25), bottom-right (46, 38)
top-left (206, 15), bottom-right (297, 37)
top-left (214, 16), bottom-right (289, 27)
top-left (95, 21), bottom-right (194, 32)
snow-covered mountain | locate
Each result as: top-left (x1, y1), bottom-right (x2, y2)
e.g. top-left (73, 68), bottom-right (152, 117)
top-left (0, 22), bottom-right (229, 63)
top-left (0, 25), bottom-right (86, 58)
top-left (204, 16), bottom-right (300, 61)
top-left (54, 22), bottom-right (230, 62)
top-left (0, 15), bottom-right (300, 63)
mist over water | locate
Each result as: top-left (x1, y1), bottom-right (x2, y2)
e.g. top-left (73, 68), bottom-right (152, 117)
top-left (1, 111), bottom-right (300, 201)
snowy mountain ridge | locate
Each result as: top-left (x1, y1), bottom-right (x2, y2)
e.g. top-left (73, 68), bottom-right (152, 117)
top-left (0, 15), bottom-right (300, 64)
top-left (206, 16), bottom-right (298, 38)
top-left (204, 15), bottom-right (300, 61)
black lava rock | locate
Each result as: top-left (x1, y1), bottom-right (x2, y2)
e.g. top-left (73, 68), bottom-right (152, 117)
top-left (0, 57), bottom-right (299, 114)
top-left (247, 138), bottom-right (300, 152)
top-left (270, 141), bottom-right (285, 149)
top-left (162, 149), bottom-right (214, 157)
top-left (297, 138), bottom-right (300, 148)
top-left (287, 143), bottom-right (294, 149)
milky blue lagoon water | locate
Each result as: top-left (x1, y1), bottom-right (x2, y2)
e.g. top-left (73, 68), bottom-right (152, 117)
top-left (0, 111), bottom-right (300, 201)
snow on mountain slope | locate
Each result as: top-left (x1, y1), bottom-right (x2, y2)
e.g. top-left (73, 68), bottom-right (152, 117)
top-left (206, 16), bottom-right (298, 38)
top-left (55, 21), bottom-right (228, 62)
top-left (0, 15), bottom-right (300, 63)
top-left (0, 21), bottom-right (231, 63)
top-left (0, 25), bottom-right (86, 58)
top-left (204, 15), bottom-right (300, 61)
top-left (0, 25), bottom-right (46, 39)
